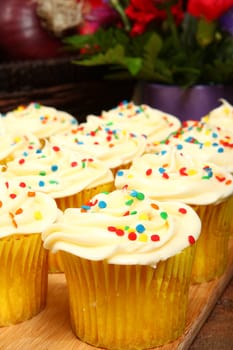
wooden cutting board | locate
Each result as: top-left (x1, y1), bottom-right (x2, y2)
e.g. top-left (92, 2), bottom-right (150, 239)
top-left (1, 238), bottom-right (233, 350)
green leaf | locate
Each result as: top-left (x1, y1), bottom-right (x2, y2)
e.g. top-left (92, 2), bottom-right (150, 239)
top-left (196, 18), bottom-right (217, 47)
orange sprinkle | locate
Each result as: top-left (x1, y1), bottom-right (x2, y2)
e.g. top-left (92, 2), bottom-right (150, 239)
top-left (151, 203), bottom-right (159, 210)
top-left (15, 208), bottom-right (23, 215)
top-left (226, 179), bottom-right (232, 185)
top-left (0, 201), bottom-right (2, 208)
top-left (28, 191), bottom-right (36, 197)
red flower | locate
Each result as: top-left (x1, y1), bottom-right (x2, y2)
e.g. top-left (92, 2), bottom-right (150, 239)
top-left (125, 0), bottom-right (184, 36)
top-left (187, 0), bottom-right (233, 21)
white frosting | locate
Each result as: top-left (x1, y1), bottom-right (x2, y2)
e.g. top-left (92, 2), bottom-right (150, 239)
top-left (3, 102), bottom-right (78, 138)
top-left (42, 189), bottom-right (201, 266)
top-left (50, 121), bottom-right (147, 169)
top-left (166, 120), bottom-right (233, 173)
top-left (0, 179), bottom-right (59, 238)
top-left (115, 146), bottom-right (233, 205)
top-left (201, 99), bottom-right (233, 131)
top-left (86, 101), bottom-right (181, 145)
top-left (2, 140), bottom-right (114, 198)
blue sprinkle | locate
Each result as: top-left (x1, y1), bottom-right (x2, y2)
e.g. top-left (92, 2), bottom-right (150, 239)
top-left (130, 190), bottom-right (138, 197)
top-left (161, 150), bottom-right (167, 155)
top-left (176, 144), bottom-right (183, 150)
top-left (117, 170), bottom-right (124, 176)
top-left (212, 142), bottom-right (218, 147)
top-left (158, 167), bottom-right (165, 173)
top-left (51, 165), bottom-right (58, 172)
top-left (22, 151), bottom-right (29, 157)
top-left (81, 205), bottom-right (91, 210)
top-left (212, 132), bottom-right (218, 138)
top-left (136, 224), bottom-right (145, 233)
top-left (38, 180), bottom-right (45, 187)
top-left (36, 149), bottom-right (42, 154)
top-left (217, 147), bottom-right (224, 153)
top-left (98, 201), bottom-right (107, 209)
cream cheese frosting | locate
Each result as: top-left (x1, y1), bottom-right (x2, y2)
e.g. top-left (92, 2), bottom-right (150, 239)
top-left (42, 189), bottom-right (201, 267)
top-left (0, 179), bottom-right (59, 238)
top-left (2, 140), bottom-right (114, 198)
top-left (86, 100), bottom-right (181, 146)
top-left (49, 121), bottom-right (147, 169)
top-left (165, 120), bottom-right (233, 173)
top-left (115, 145), bottom-right (233, 205)
top-left (3, 102), bottom-right (78, 139)
top-left (201, 99), bottom-right (233, 131)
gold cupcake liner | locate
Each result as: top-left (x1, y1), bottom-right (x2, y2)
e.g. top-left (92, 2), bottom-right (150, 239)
top-left (61, 245), bottom-right (195, 350)
top-left (0, 233), bottom-right (48, 326)
top-left (191, 196), bottom-right (233, 284)
top-left (48, 181), bottom-right (115, 273)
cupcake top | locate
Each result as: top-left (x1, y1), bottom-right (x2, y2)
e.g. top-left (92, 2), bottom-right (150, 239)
top-left (201, 99), bottom-right (233, 131)
top-left (42, 189), bottom-right (201, 266)
top-left (115, 145), bottom-right (233, 205)
top-left (86, 100), bottom-right (181, 146)
top-left (2, 140), bottom-right (114, 198)
top-left (50, 121), bottom-right (147, 169)
top-left (0, 179), bottom-right (59, 238)
top-left (165, 120), bottom-right (233, 173)
top-left (2, 102), bottom-right (78, 139)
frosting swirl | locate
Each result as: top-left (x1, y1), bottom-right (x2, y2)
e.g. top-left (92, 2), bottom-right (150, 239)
top-left (86, 101), bottom-right (181, 145)
top-left (42, 189), bottom-right (201, 266)
top-left (3, 102), bottom-right (78, 138)
top-left (166, 120), bottom-right (233, 173)
top-left (201, 99), bottom-right (233, 131)
top-left (50, 121), bottom-right (147, 169)
top-left (2, 140), bottom-right (113, 198)
top-left (115, 146), bottom-right (233, 205)
top-left (0, 179), bottom-right (59, 238)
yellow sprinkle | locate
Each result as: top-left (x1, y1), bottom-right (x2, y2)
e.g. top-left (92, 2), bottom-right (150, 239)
top-left (34, 211), bottom-right (43, 220)
top-left (139, 213), bottom-right (149, 220)
top-left (138, 234), bottom-right (148, 242)
top-left (14, 136), bottom-right (22, 143)
top-left (224, 107), bottom-right (230, 115)
top-left (204, 130), bottom-right (211, 135)
top-left (187, 169), bottom-right (197, 175)
top-left (204, 141), bottom-right (211, 146)
top-left (127, 174), bottom-right (134, 179)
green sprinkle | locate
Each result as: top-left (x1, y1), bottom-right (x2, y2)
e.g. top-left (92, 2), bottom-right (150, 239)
top-left (49, 179), bottom-right (59, 184)
top-left (160, 211), bottom-right (168, 220)
top-left (136, 192), bottom-right (145, 200)
top-left (130, 211), bottom-right (137, 215)
top-left (125, 199), bottom-right (134, 206)
top-left (39, 171), bottom-right (46, 176)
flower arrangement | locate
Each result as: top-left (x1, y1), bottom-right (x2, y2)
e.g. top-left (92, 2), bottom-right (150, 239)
top-left (64, 0), bottom-right (233, 87)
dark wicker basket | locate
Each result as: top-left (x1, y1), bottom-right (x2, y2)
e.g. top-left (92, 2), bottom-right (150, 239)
top-left (0, 56), bottom-right (136, 122)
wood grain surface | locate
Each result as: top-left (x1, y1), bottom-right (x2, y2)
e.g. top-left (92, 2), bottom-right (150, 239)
top-left (0, 238), bottom-right (233, 350)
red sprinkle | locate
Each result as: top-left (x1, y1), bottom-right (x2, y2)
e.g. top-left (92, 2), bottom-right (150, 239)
top-left (178, 207), bottom-right (187, 214)
top-left (108, 226), bottom-right (116, 232)
top-left (188, 235), bottom-right (196, 245)
top-left (9, 194), bottom-right (17, 199)
top-left (19, 158), bottom-right (25, 165)
top-left (71, 161), bottom-right (78, 167)
top-left (179, 167), bottom-right (188, 176)
top-left (52, 146), bottom-right (60, 152)
top-left (151, 234), bottom-right (160, 242)
top-left (162, 172), bottom-right (169, 179)
top-left (128, 232), bottom-right (137, 240)
top-left (19, 182), bottom-right (26, 188)
top-left (116, 229), bottom-right (125, 236)
top-left (146, 168), bottom-right (152, 176)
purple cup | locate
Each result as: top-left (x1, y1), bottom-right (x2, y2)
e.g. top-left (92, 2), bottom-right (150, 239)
top-left (137, 82), bottom-right (233, 122)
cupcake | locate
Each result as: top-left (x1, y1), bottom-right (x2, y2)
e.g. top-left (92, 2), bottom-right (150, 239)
top-left (2, 140), bottom-right (114, 272)
top-left (2, 102), bottom-right (78, 139)
top-left (115, 146), bottom-right (233, 283)
top-left (42, 188), bottom-right (201, 349)
top-left (86, 100), bottom-right (181, 152)
top-left (49, 120), bottom-right (147, 175)
top-left (0, 178), bottom-right (58, 326)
